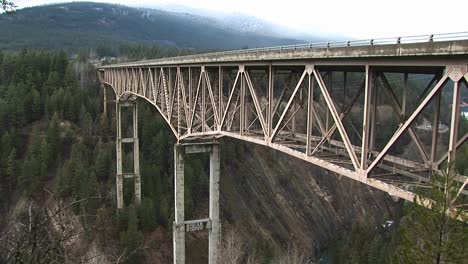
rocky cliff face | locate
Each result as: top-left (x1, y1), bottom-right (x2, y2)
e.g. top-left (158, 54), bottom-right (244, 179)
top-left (220, 138), bottom-right (398, 257)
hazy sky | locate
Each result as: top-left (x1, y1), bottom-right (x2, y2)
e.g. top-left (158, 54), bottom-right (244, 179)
top-left (12, 0), bottom-right (468, 39)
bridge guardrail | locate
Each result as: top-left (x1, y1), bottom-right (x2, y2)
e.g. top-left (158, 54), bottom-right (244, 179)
top-left (100, 32), bottom-right (468, 67)
top-left (207, 32), bottom-right (468, 54)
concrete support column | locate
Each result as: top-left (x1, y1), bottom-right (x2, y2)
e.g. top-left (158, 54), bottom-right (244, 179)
top-left (133, 102), bottom-right (141, 204)
top-left (209, 144), bottom-right (220, 264)
top-left (103, 84), bottom-right (107, 115)
top-left (174, 144), bottom-right (185, 264)
top-left (115, 101), bottom-right (141, 209)
top-left (173, 141), bottom-right (221, 264)
top-left (116, 102), bottom-right (124, 209)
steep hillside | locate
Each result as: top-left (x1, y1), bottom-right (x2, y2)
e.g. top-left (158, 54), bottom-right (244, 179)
top-left (219, 139), bottom-right (398, 259)
top-left (0, 2), bottom-right (301, 51)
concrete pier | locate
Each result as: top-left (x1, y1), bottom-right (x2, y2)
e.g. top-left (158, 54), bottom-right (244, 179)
top-left (174, 144), bottom-right (185, 264)
top-left (115, 101), bottom-right (141, 209)
top-left (173, 142), bottom-right (220, 264)
top-left (209, 143), bottom-right (220, 264)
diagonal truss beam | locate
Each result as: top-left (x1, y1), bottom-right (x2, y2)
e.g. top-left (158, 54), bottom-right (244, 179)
top-left (160, 68), bottom-right (171, 117)
top-left (314, 69), bottom-right (360, 170)
top-left (271, 69), bottom-right (307, 141)
top-left (220, 71), bottom-right (241, 128)
top-left (367, 73), bottom-right (449, 173)
top-left (204, 71), bottom-right (221, 127)
top-left (244, 71), bottom-right (268, 137)
top-left (312, 79), bottom-right (364, 156)
top-left (379, 73), bottom-right (431, 165)
top-left (189, 70), bottom-right (203, 132)
top-left (178, 69), bottom-right (190, 130)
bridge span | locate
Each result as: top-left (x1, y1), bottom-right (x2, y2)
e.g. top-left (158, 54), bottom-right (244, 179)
top-left (98, 33), bottom-right (468, 263)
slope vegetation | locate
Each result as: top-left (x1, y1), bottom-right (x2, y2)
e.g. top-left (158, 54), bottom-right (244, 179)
top-left (0, 2), bottom-right (301, 51)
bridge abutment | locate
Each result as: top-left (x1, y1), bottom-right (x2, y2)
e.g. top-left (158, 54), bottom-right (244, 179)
top-left (173, 141), bottom-right (221, 264)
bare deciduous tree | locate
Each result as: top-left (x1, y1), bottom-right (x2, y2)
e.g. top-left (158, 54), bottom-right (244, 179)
top-left (0, 189), bottom-right (108, 264)
top-left (274, 244), bottom-right (307, 264)
top-left (219, 227), bottom-right (245, 264)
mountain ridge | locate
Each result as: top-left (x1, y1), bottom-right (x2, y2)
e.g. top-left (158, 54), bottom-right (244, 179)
top-left (0, 2), bottom-right (308, 51)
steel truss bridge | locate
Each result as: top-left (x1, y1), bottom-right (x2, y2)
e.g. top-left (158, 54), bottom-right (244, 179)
top-left (98, 33), bottom-right (468, 263)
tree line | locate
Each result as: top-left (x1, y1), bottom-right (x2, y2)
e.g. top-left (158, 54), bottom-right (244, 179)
top-left (0, 49), bottom-right (212, 263)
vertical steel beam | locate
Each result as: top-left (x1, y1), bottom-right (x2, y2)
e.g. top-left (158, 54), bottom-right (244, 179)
top-left (189, 67), bottom-right (192, 133)
top-left (431, 91), bottom-right (441, 169)
top-left (202, 69), bottom-right (207, 132)
top-left (219, 66), bottom-right (223, 130)
top-left (306, 71), bottom-right (314, 156)
top-left (174, 144), bottom-right (185, 264)
top-left (361, 65), bottom-right (373, 172)
top-left (325, 72), bottom-right (332, 133)
top-left (369, 71), bottom-right (378, 152)
top-left (177, 69), bottom-right (181, 136)
top-left (240, 69), bottom-right (246, 135)
top-left (343, 71), bottom-right (347, 108)
top-left (209, 143), bottom-right (220, 264)
top-left (169, 67), bottom-right (173, 101)
top-left (291, 103), bottom-right (296, 135)
top-left (268, 65), bottom-right (273, 138)
top-left (447, 80), bottom-right (461, 170)
top-left (402, 73), bottom-right (408, 116)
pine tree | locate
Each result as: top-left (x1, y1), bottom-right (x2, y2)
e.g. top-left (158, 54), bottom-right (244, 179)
top-left (20, 157), bottom-right (39, 195)
top-left (79, 170), bottom-right (99, 224)
top-left (5, 148), bottom-right (16, 199)
top-left (158, 196), bottom-right (169, 228)
top-left (1, 131), bottom-right (12, 162)
top-left (138, 197), bottom-right (157, 232)
top-left (394, 169), bottom-right (468, 264)
top-left (95, 145), bottom-right (110, 182)
top-left (43, 71), bottom-right (61, 97)
top-left (30, 88), bottom-right (41, 121)
top-left (98, 112), bottom-right (110, 137)
top-left (40, 138), bottom-right (50, 178)
top-left (79, 105), bottom-right (93, 138)
top-left (47, 112), bottom-right (60, 161)
top-left (120, 205), bottom-right (143, 263)
top-left (96, 207), bottom-right (112, 247)
top-left (29, 125), bottom-right (42, 159)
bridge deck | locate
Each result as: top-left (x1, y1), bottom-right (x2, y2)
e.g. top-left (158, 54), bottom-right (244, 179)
top-left (100, 39), bottom-right (468, 68)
